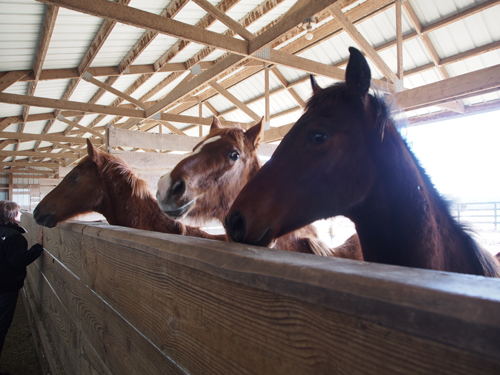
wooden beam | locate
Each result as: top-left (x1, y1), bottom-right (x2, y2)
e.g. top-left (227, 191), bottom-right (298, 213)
top-left (56, 115), bottom-right (105, 138)
top-left (0, 150), bottom-right (79, 159)
top-left (263, 123), bottom-right (294, 143)
top-left (147, 120), bottom-right (187, 136)
top-left (396, 0), bottom-right (403, 80)
top-left (0, 93), bottom-right (145, 119)
top-left (160, 113), bottom-right (245, 127)
top-left (153, 0), bottom-right (244, 71)
top-left (0, 71), bottom-right (30, 92)
top-left (271, 67), bottom-right (305, 108)
top-left (145, 54), bottom-right (247, 119)
top-left (329, 3), bottom-right (397, 83)
top-left (0, 131), bottom-right (103, 145)
top-left (191, 0), bottom-right (255, 41)
top-left (118, 0), bottom-right (189, 73)
top-left (36, 0), bottom-right (248, 56)
top-left (209, 81), bottom-right (262, 122)
top-left (203, 101), bottom-right (219, 116)
top-left (84, 74), bottom-right (148, 109)
top-left (422, 0), bottom-right (500, 35)
top-left (0, 161), bottom-right (59, 169)
top-left (248, 0), bottom-right (340, 54)
top-left (265, 66), bottom-right (270, 126)
top-left (396, 63), bottom-right (500, 111)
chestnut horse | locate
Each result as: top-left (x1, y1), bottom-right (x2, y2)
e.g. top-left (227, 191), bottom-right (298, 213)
top-left (33, 139), bottom-right (224, 241)
top-left (226, 47), bottom-right (500, 277)
top-left (156, 117), bottom-right (362, 259)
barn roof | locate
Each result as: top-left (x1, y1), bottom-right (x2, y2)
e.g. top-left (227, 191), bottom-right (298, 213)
top-left (0, 0), bottom-right (499, 177)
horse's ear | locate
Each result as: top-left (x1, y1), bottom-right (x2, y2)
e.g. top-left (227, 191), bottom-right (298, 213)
top-left (345, 47), bottom-right (371, 99)
top-left (210, 116), bottom-right (222, 131)
top-left (86, 138), bottom-right (101, 165)
top-left (310, 75), bottom-right (322, 94)
top-left (246, 117), bottom-right (264, 149)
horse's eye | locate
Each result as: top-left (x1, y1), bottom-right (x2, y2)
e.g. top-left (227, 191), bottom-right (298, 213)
top-left (312, 132), bottom-right (328, 144)
top-left (228, 150), bottom-right (240, 161)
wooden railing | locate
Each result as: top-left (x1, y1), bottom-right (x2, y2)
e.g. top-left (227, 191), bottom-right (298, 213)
top-left (20, 213), bottom-right (500, 375)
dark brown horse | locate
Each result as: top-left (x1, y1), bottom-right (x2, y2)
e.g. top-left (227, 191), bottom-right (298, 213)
top-left (33, 139), bottom-right (224, 241)
top-left (226, 47), bottom-right (500, 276)
top-left (157, 117), bottom-right (362, 259)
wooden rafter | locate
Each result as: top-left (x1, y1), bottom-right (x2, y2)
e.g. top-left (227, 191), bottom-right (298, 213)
top-left (209, 81), bottom-right (261, 122)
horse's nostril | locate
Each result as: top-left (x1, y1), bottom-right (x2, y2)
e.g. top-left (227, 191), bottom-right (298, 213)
top-left (226, 211), bottom-right (247, 243)
top-left (171, 180), bottom-right (185, 198)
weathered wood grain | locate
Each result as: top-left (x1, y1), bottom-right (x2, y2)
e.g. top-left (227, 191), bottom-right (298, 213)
top-left (39, 249), bottom-right (186, 375)
top-left (23, 214), bottom-right (500, 374)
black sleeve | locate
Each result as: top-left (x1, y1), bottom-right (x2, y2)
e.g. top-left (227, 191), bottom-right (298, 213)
top-left (4, 234), bottom-right (43, 268)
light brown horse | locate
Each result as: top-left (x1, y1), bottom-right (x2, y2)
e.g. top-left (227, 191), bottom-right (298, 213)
top-left (226, 47), bottom-right (500, 277)
top-left (33, 139), bottom-right (224, 241)
top-left (157, 117), bottom-right (362, 259)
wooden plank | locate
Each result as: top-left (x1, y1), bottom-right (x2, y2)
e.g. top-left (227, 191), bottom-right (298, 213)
top-left (0, 92), bottom-right (145, 119)
top-left (0, 161), bottom-right (59, 169)
top-left (118, 0), bottom-right (189, 73)
top-left (87, 76), bottom-right (148, 109)
top-left (161, 113), bottom-right (246, 127)
top-left (396, 0), bottom-right (403, 80)
top-left (39, 178), bottom-right (59, 185)
top-left (191, 0), bottom-right (255, 41)
top-left (330, 3), bottom-right (397, 83)
top-left (0, 70), bottom-right (30, 92)
top-left (109, 127), bottom-right (201, 151)
top-left (109, 127), bottom-right (277, 157)
top-left (396, 63), bottom-right (500, 111)
top-left (0, 131), bottom-right (103, 145)
top-left (422, 0), bottom-right (500, 35)
top-left (38, 247), bottom-right (187, 375)
top-left (22, 281), bottom-right (63, 375)
top-left (38, 0), bottom-right (248, 56)
top-left (0, 150), bottom-right (78, 159)
top-left (209, 80), bottom-right (262, 122)
top-left (111, 150), bottom-right (188, 170)
top-left (264, 123), bottom-right (294, 142)
top-left (42, 219), bottom-right (500, 373)
top-left (248, 0), bottom-right (340, 54)
top-left (57, 115), bottom-right (105, 138)
top-left (145, 54), bottom-right (246, 119)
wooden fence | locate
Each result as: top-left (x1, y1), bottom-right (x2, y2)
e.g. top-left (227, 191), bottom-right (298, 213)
top-left (20, 213), bottom-right (500, 375)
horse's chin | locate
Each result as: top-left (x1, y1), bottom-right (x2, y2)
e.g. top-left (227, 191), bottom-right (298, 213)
top-left (249, 227), bottom-right (276, 248)
top-left (163, 201), bottom-right (194, 219)
top-left (33, 210), bottom-right (58, 228)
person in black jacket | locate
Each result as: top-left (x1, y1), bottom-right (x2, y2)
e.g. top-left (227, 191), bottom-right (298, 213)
top-left (0, 200), bottom-right (43, 372)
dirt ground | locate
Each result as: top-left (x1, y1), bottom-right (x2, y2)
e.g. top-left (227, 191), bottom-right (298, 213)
top-left (0, 293), bottom-right (42, 375)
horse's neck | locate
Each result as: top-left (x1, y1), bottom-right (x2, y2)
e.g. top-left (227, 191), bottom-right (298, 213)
top-left (348, 124), bottom-right (484, 274)
top-left (98, 175), bottom-right (177, 233)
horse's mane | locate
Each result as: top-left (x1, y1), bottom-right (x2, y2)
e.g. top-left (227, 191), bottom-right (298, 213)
top-left (91, 151), bottom-right (152, 200)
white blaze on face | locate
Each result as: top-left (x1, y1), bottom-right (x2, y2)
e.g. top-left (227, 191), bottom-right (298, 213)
top-left (191, 135), bottom-right (221, 156)
top-left (157, 172), bottom-right (172, 202)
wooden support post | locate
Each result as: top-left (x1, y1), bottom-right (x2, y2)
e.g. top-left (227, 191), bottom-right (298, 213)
top-left (8, 173), bottom-right (13, 200)
top-left (199, 101), bottom-right (203, 137)
top-left (265, 64), bottom-right (270, 129)
top-left (396, 0), bottom-right (404, 81)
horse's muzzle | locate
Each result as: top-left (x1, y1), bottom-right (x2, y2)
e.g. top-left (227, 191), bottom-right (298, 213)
top-left (33, 208), bottom-right (57, 228)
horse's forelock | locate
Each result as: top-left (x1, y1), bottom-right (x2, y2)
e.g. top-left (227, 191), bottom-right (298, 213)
top-left (305, 82), bottom-right (393, 139)
top-left (98, 152), bottom-right (152, 199)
